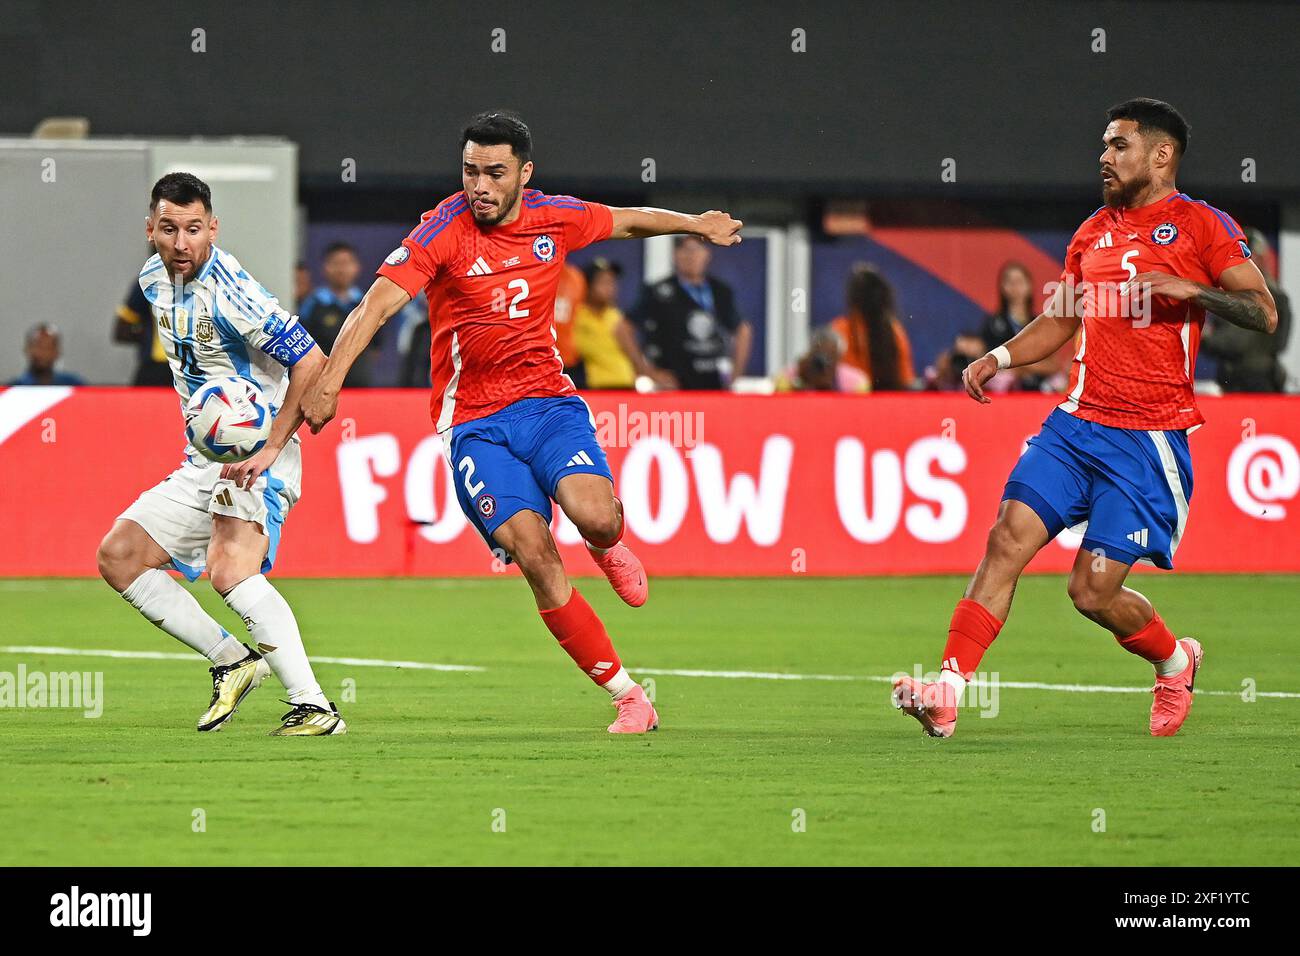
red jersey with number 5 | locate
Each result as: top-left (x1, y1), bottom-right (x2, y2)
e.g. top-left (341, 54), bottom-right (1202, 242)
top-left (1058, 192), bottom-right (1252, 430)
top-left (378, 189), bottom-right (614, 430)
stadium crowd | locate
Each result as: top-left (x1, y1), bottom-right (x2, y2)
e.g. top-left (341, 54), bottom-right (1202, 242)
top-left (9, 228), bottom-right (1292, 395)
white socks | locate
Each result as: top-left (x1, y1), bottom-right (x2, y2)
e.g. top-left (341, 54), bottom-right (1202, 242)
top-left (603, 667), bottom-right (636, 700)
top-left (122, 569), bottom-right (330, 706)
top-left (938, 668), bottom-right (967, 705)
top-left (223, 574), bottom-right (329, 708)
top-left (1155, 641), bottom-right (1190, 677)
top-left (122, 569), bottom-right (245, 666)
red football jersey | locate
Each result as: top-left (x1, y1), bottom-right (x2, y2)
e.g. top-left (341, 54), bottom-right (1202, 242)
top-left (1058, 191), bottom-right (1251, 430)
top-left (378, 189), bottom-right (614, 430)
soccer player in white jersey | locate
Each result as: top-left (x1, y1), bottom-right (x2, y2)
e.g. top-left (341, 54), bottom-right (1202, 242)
top-left (96, 173), bottom-right (346, 736)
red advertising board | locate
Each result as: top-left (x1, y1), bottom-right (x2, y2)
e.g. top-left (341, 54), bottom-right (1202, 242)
top-left (2, 387), bottom-right (1297, 577)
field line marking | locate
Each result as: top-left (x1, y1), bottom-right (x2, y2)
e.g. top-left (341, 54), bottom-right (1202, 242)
top-left (0, 645), bottom-right (485, 673)
top-left (2, 646), bottom-right (1295, 699)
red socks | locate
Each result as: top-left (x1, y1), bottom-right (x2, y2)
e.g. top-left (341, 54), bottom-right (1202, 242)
top-left (941, 598), bottom-right (1003, 679)
top-left (1115, 611), bottom-right (1177, 663)
top-left (939, 598), bottom-right (1175, 679)
top-left (539, 588), bottom-right (622, 686)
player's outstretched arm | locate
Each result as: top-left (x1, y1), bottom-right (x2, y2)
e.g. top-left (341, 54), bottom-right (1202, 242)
top-left (301, 276), bottom-right (411, 433)
top-left (608, 207), bottom-right (742, 245)
top-left (221, 345), bottom-right (325, 489)
top-left (963, 281), bottom-right (1081, 404)
top-left (1133, 262), bottom-right (1278, 334)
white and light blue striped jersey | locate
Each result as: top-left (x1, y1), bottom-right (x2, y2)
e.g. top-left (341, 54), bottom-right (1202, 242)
top-left (138, 246), bottom-right (317, 417)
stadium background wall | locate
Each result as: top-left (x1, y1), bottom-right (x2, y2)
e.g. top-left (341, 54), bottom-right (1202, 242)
top-left (3, 0), bottom-right (1299, 196)
top-left (3, 388), bottom-right (1298, 577)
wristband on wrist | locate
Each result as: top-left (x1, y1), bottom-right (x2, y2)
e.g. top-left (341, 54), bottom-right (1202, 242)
top-left (990, 345), bottom-right (1012, 370)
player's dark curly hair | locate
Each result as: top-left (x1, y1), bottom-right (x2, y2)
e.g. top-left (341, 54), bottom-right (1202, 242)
top-left (1107, 98), bottom-right (1190, 157)
top-left (461, 111), bottom-right (532, 163)
top-left (150, 171), bottom-right (212, 212)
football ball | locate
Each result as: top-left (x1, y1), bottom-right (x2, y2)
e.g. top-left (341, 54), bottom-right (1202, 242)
top-left (184, 377), bottom-right (272, 463)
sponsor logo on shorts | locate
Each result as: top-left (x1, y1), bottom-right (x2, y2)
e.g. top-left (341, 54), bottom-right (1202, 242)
top-left (478, 494), bottom-right (496, 518)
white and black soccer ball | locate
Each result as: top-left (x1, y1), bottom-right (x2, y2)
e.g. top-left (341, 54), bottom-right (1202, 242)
top-left (184, 377), bottom-right (272, 463)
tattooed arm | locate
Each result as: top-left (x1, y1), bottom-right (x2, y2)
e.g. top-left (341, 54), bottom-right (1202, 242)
top-left (1132, 261), bottom-right (1278, 334)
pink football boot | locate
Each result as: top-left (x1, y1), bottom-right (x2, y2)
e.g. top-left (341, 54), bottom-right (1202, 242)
top-left (892, 675), bottom-right (958, 738)
top-left (1150, 638), bottom-right (1203, 737)
top-left (588, 542), bottom-right (648, 607)
top-left (608, 684), bottom-right (659, 734)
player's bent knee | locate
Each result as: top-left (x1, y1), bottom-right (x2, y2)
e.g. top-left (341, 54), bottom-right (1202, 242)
top-left (206, 543), bottom-right (258, 596)
top-left (510, 538), bottom-right (562, 577)
top-left (208, 564), bottom-right (250, 597)
top-left (577, 506), bottom-right (622, 547)
top-left (1067, 577), bottom-right (1114, 617)
top-left (985, 519), bottom-right (1032, 562)
top-left (97, 527), bottom-right (141, 590)
top-left (502, 521), bottom-right (562, 575)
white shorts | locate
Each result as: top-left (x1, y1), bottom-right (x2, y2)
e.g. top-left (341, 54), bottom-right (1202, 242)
top-left (118, 438), bottom-right (303, 581)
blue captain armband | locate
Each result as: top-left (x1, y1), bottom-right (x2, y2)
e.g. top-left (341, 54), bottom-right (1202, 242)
top-left (261, 323), bottom-right (316, 366)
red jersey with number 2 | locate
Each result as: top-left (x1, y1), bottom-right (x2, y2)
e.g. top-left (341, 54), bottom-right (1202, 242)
top-left (378, 189), bottom-right (614, 431)
top-left (1058, 192), bottom-right (1251, 431)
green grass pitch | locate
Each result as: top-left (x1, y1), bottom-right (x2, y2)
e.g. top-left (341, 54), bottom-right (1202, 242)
top-left (1, 575), bottom-right (1297, 866)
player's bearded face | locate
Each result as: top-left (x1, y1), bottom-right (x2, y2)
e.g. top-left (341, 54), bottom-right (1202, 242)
top-left (147, 199), bottom-right (216, 281)
top-left (463, 142), bottom-right (532, 226)
top-left (1100, 119), bottom-right (1153, 209)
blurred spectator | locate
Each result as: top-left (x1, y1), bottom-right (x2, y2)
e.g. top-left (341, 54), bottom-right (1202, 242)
top-left (1201, 227), bottom-right (1291, 392)
top-left (300, 242), bottom-right (373, 386)
top-left (397, 292), bottom-right (432, 388)
top-left (573, 258), bottom-right (636, 389)
top-left (979, 261), bottom-right (1035, 349)
top-left (829, 263), bottom-right (916, 390)
top-left (980, 261), bottom-right (1064, 391)
top-left (293, 260), bottom-right (312, 311)
top-left (113, 278), bottom-right (172, 385)
top-left (554, 263), bottom-right (588, 388)
top-left (927, 261), bottom-right (1068, 393)
top-left (627, 235), bottom-right (752, 389)
top-left (9, 323), bottom-right (84, 386)
top-left (927, 331), bottom-right (989, 391)
top-left (777, 326), bottom-right (869, 392)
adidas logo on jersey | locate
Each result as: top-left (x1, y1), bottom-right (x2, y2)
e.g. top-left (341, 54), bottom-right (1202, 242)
top-left (1126, 528), bottom-right (1149, 547)
top-left (566, 450), bottom-right (595, 468)
top-left (1093, 232), bottom-right (1114, 250)
top-left (466, 256), bottom-right (493, 276)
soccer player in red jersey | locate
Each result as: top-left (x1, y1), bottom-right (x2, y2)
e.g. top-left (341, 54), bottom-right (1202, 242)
top-left (894, 99), bottom-right (1278, 738)
top-left (300, 112), bottom-right (742, 733)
